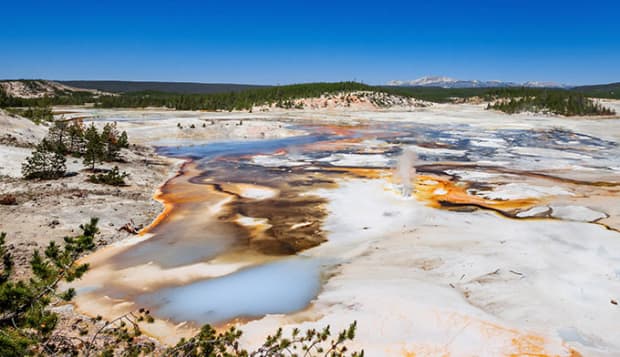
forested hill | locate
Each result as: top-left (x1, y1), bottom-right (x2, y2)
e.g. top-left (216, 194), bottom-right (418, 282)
top-left (58, 80), bottom-right (268, 94)
top-left (571, 82), bottom-right (620, 99)
top-left (94, 82), bottom-right (417, 110)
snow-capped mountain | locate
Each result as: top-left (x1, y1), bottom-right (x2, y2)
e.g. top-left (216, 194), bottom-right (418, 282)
top-left (521, 81), bottom-right (569, 88)
top-left (387, 76), bottom-right (569, 88)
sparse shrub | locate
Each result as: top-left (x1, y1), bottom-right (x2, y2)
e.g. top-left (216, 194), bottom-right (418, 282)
top-left (165, 321), bottom-right (362, 357)
top-left (88, 166), bottom-right (129, 186)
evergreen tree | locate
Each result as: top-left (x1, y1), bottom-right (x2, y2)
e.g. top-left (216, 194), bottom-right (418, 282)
top-left (0, 220), bottom-right (98, 356)
top-left (46, 121), bottom-right (69, 155)
top-left (101, 123), bottom-right (118, 161)
top-left (118, 130), bottom-right (129, 149)
top-left (21, 140), bottom-right (66, 179)
top-left (100, 123), bottom-right (128, 161)
top-left (66, 121), bottom-right (85, 155)
top-left (83, 124), bottom-right (104, 171)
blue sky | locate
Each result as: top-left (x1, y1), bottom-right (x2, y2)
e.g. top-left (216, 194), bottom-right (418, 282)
top-left (1, 0), bottom-right (619, 85)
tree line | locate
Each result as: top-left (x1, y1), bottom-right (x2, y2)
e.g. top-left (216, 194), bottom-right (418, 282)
top-left (487, 90), bottom-right (616, 116)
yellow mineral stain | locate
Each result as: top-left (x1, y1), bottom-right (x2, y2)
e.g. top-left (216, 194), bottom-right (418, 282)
top-left (400, 314), bottom-right (579, 357)
top-left (140, 188), bottom-right (175, 234)
top-left (414, 174), bottom-right (540, 212)
top-left (301, 137), bottom-right (363, 152)
top-left (319, 166), bottom-right (388, 179)
top-left (475, 316), bottom-right (575, 357)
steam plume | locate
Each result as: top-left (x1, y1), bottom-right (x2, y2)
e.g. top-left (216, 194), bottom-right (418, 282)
top-left (395, 148), bottom-right (417, 197)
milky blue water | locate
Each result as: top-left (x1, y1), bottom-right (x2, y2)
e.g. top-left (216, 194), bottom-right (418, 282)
top-left (156, 134), bottom-right (330, 161)
top-left (136, 258), bottom-right (322, 324)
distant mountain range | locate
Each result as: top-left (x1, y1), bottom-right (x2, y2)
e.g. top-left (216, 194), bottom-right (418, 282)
top-left (386, 76), bottom-right (571, 89)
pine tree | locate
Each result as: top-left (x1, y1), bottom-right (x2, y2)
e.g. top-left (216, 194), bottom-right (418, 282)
top-left (0, 220), bottom-right (98, 356)
top-left (66, 121), bottom-right (85, 155)
top-left (100, 123), bottom-right (129, 161)
top-left (118, 130), bottom-right (129, 149)
top-left (101, 123), bottom-right (118, 161)
top-left (83, 124), bottom-right (104, 171)
top-left (46, 121), bottom-right (69, 155)
top-left (21, 140), bottom-right (66, 179)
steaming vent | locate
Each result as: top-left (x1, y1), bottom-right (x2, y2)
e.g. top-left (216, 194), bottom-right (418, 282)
top-left (395, 148), bottom-right (417, 197)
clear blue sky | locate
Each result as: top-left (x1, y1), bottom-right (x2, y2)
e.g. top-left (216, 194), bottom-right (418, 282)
top-left (1, 0), bottom-right (619, 85)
